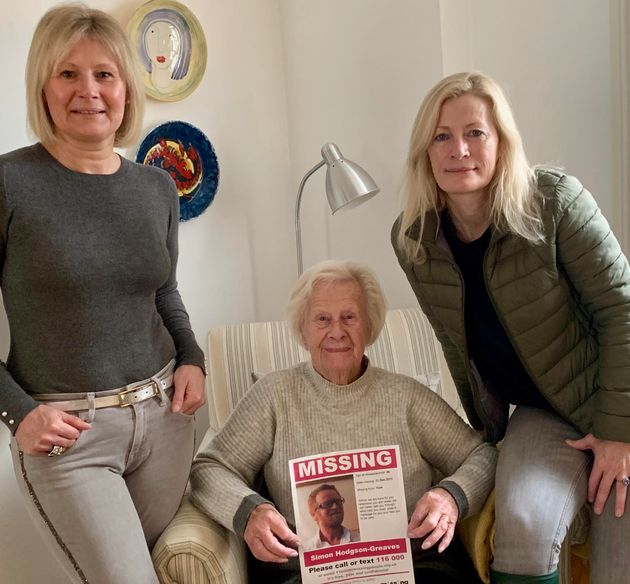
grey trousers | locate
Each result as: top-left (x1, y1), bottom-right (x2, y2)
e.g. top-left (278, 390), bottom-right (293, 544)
top-left (10, 362), bottom-right (195, 584)
top-left (492, 406), bottom-right (630, 583)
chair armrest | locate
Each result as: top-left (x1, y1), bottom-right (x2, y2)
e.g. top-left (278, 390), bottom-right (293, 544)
top-left (152, 495), bottom-right (247, 584)
top-left (457, 490), bottom-right (495, 584)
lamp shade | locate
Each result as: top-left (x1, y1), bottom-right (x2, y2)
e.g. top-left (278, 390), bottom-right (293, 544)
top-left (321, 143), bottom-right (379, 213)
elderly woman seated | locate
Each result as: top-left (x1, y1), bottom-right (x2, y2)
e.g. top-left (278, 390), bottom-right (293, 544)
top-left (190, 260), bottom-right (497, 584)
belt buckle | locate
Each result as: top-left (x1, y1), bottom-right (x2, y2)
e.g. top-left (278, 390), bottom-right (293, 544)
top-left (118, 380), bottom-right (159, 407)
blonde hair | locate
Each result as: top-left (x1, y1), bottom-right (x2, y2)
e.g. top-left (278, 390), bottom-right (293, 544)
top-left (26, 3), bottom-right (145, 147)
top-left (287, 260), bottom-right (387, 348)
top-left (396, 71), bottom-right (544, 262)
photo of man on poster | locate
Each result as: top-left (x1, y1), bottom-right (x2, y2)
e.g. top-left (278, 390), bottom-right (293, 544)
top-left (303, 483), bottom-right (361, 551)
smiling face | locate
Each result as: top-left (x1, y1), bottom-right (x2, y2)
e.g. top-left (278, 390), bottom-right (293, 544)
top-left (427, 93), bottom-right (499, 203)
top-left (312, 489), bottom-right (345, 530)
top-left (302, 279), bottom-right (370, 385)
top-left (43, 36), bottom-right (126, 148)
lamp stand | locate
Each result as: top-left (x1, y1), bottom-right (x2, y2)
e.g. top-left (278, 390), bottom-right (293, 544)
top-left (294, 159), bottom-right (325, 276)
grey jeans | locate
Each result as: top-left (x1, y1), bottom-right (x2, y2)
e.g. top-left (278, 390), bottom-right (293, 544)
top-left (492, 406), bottom-right (630, 583)
top-left (10, 361), bottom-right (195, 584)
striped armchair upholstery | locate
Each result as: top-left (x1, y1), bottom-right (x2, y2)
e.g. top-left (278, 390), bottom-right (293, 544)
top-left (152, 498), bottom-right (247, 584)
top-left (152, 308), bottom-right (478, 584)
top-left (205, 307), bottom-right (463, 434)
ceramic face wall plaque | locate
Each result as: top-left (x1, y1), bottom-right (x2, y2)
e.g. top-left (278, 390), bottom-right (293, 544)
top-left (128, 0), bottom-right (207, 101)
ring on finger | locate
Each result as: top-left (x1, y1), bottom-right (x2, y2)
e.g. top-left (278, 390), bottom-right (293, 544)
top-left (617, 477), bottom-right (630, 487)
top-left (48, 445), bottom-right (66, 457)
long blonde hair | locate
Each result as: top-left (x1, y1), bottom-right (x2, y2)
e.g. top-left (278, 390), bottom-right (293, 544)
top-left (396, 71), bottom-right (544, 262)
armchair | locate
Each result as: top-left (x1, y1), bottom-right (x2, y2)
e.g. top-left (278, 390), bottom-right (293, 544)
top-left (152, 308), bottom-right (588, 583)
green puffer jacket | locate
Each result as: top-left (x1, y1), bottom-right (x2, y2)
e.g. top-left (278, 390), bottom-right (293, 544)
top-left (392, 169), bottom-right (630, 443)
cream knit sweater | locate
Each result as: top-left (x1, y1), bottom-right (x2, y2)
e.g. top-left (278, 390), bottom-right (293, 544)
top-left (190, 361), bottom-right (497, 536)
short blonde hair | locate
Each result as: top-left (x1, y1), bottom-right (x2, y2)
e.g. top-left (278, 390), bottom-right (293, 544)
top-left (396, 71), bottom-right (544, 262)
top-left (26, 3), bottom-right (145, 147)
top-left (287, 260), bottom-right (387, 348)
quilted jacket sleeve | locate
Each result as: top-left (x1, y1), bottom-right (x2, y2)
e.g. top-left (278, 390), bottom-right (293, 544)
top-left (553, 173), bottom-right (630, 441)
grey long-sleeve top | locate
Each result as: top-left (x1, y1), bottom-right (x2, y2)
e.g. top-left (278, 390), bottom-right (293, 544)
top-left (191, 361), bottom-right (497, 537)
top-left (0, 143), bottom-right (205, 431)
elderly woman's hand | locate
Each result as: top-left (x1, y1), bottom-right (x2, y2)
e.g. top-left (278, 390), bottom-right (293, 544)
top-left (172, 364), bottom-right (206, 415)
top-left (407, 487), bottom-right (459, 553)
top-left (244, 503), bottom-right (300, 563)
top-left (567, 433), bottom-right (630, 517)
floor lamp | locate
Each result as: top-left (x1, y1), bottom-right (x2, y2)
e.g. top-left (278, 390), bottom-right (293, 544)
top-left (294, 143), bottom-right (379, 275)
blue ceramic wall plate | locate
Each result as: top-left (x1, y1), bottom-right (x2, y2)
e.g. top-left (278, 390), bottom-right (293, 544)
top-left (136, 121), bottom-right (219, 222)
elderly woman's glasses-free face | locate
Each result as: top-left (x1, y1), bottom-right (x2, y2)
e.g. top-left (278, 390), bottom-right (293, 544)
top-left (317, 497), bottom-right (345, 511)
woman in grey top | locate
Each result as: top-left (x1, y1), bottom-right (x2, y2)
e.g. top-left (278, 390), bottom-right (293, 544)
top-left (191, 260), bottom-right (497, 584)
top-left (0, 5), bottom-right (205, 583)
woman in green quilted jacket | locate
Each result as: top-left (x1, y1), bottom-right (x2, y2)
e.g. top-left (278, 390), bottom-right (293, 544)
top-left (391, 71), bottom-right (630, 584)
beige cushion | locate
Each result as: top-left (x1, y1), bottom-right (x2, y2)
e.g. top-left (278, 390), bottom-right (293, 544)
top-left (458, 491), bottom-right (495, 584)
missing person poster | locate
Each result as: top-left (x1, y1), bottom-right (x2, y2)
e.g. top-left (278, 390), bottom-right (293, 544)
top-left (289, 445), bottom-right (415, 584)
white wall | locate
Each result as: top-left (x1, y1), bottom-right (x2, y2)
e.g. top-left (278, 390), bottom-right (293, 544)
top-left (0, 0), bottom-right (616, 581)
top-left (441, 0), bottom-right (613, 220)
top-left (280, 0), bottom-right (615, 309)
top-left (279, 0), bottom-right (442, 310)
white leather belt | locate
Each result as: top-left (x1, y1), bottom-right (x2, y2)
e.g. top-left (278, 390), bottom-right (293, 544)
top-left (37, 375), bottom-right (174, 412)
